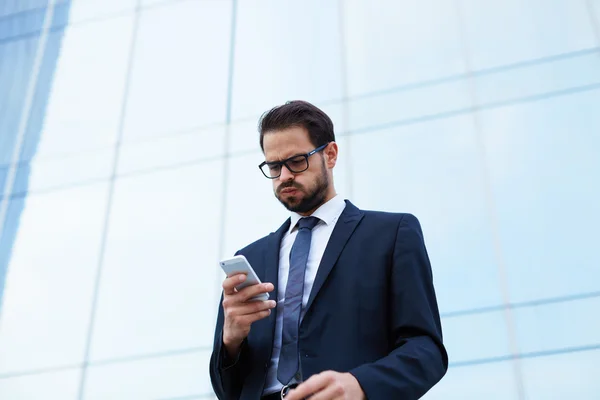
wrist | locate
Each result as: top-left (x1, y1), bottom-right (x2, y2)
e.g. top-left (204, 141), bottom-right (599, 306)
top-left (222, 334), bottom-right (244, 357)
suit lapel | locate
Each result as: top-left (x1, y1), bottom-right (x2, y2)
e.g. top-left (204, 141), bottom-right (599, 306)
top-left (303, 200), bottom-right (364, 316)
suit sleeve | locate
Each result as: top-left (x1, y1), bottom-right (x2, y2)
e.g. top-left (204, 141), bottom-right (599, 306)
top-left (350, 213), bottom-right (449, 399)
top-left (209, 277), bottom-right (252, 399)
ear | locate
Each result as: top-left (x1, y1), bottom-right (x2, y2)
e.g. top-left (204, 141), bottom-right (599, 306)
top-left (324, 142), bottom-right (338, 169)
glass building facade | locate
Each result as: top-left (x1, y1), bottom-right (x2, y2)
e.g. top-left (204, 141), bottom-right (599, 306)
top-left (1, 0), bottom-right (599, 398)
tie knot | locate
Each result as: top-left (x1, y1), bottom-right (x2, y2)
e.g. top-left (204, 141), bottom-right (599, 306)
top-left (297, 216), bottom-right (320, 231)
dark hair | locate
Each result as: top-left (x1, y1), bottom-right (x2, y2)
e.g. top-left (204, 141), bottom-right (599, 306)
top-left (258, 100), bottom-right (335, 151)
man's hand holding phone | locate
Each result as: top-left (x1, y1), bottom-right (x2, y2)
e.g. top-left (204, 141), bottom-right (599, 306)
top-left (221, 273), bottom-right (276, 358)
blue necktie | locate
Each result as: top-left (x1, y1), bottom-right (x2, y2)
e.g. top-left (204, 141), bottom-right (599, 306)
top-left (277, 216), bottom-right (320, 385)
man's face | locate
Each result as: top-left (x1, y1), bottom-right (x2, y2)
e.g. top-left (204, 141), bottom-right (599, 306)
top-left (262, 126), bottom-right (330, 214)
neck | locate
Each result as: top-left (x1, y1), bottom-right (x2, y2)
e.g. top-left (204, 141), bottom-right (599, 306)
top-left (297, 188), bottom-right (337, 217)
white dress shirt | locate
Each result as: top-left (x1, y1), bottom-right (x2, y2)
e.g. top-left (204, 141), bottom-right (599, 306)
top-left (262, 194), bottom-right (347, 396)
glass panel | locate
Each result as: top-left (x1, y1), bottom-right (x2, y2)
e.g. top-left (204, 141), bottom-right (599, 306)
top-left (0, 1), bottom-right (50, 18)
top-left (11, 149), bottom-right (113, 195)
top-left (480, 89), bottom-right (600, 303)
top-left (222, 151), bottom-right (288, 260)
top-left (0, 369), bottom-right (80, 400)
top-left (442, 311), bottom-right (511, 363)
top-left (423, 362), bottom-right (518, 399)
top-left (346, 79), bottom-right (471, 133)
top-left (0, 2), bottom-right (69, 42)
top-left (350, 116), bottom-right (503, 312)
top-left (0, 37), bottom-right (42, 166)
top-left (343, 0), bottom-right (465, 96)
top-left (69, 0), bottom-right (136, 23)
top-left (474, 51), bottom-right (600, 105)
top-left (594, 0), bottom-right (600, 33)
top-left (521, 349), bottom-right (600, 399)
top-left (0, 183), bottom-right (109, 373)
top-left (331, 134), bottom-right (352, 201)
top-left (231, 0), bottom-right (342, 120)
top-left (84, 351), bottom-right (213, 400)
top-left (122, 1), bottom-right (231, 141)
top-left (117, 126), bottom-right (225, 176)
top-left (139, 0), bottom-right (169, 7)
top-left (38, 14), bottom-right (134, 155)
top-left (459, 0), bottom-right (596, 70)
top-left (229, 118), bottom-right (261, 155)
top-left (514, 297), bottom-right (600, 354)
top-left (89, 162), bottom-right (223, 361)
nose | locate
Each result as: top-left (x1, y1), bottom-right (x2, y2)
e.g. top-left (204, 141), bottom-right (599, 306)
top-left (278, 165), bottom-right (295, 182)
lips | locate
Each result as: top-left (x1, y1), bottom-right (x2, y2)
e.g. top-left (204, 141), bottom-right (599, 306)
top-left (280, 187), bottom-right (298, 195)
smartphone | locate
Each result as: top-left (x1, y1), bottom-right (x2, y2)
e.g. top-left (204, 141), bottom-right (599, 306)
top-left (219, 255), bottom-right (269, 301)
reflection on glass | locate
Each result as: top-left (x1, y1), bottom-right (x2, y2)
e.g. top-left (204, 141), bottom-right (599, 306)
top-left (122, 1), bottom-right (231, 140)
top-left (442, 311), bottom-right (511, 363)
top-left (68, 0), bottom-right (136, 23)
top-left (84, 351), bottom-right (212, 400)
top-left (346, 79), bottom-right (471, 133)
top-left (473, 51), bottom-right (600, 105)
top-left (90, 162), bottom-right (224, 361)
top-left (459, 0), bottom-right (596, 70)
top-left (231, 0), bottom-right (342, 119)
top-left (222, 152), bottom-right (288, 260)
top-left (0, 183), bottom-right (109, 373)
top-left (343, 0), bottom-right (465, 95)
top-left (351, 116), bottom-right (504, 311)
top-left (0, 369), bottom-right (80, 399)
top-left (14, 149), bottom-right (114, 194)
top-left (480, 90), bottom-right (600, 302)
top-left (513, 297), bottom-right (600, 354)
top-left (0, 1), bottom-right (49, 18)
top-left (39, 15), bottom-right (134, 155)
top-left (520, 349), bottom-right (600, 399)
top-left (118, 127), bottom-right (225, 176)
top-left (424, 361), bottom-right (517, 399)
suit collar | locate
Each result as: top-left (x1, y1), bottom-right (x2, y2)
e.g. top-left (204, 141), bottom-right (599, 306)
top-left (288, 194), bottom-right (346, 234)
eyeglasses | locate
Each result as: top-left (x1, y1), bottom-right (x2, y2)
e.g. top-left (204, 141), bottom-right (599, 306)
top-left (258, 143), bottom-right (329, 179)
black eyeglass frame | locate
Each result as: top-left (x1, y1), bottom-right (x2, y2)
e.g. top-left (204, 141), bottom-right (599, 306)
top-left (258, 142), bottom-right (330, 179)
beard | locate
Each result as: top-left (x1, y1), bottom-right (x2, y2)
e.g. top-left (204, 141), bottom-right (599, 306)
top-left (275, 161), bottom-right (329, 214)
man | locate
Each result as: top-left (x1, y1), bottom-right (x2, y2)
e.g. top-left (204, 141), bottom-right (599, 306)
top-left (209, 100), bottom-right (448, 400)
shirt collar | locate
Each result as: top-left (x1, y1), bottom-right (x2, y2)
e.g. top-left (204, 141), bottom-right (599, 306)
top-left (288, 194), bottom-right (346, 234)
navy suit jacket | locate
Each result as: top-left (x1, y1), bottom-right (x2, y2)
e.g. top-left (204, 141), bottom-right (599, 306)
top-left (209, 200), bottom-right (448, 399)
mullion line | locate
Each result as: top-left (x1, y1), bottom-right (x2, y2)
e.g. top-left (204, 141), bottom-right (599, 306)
top-left (0, 345), bottom-right (212, 380)
top-left (1, 80), bottom-right (599, 203)
top-left (1, 342), bottom-right (598, 381)
top-left (74, 0), bottom-right (142, 398)
top-left (442, 290), bottom-right (600, 319)
top-left (451, 343), bottom-right (600, 368)
top-left (0, 1), bottom-right (70, 22)
top-left (0, 291), bottom-right (598, 378)
top-left (0, 0), bottom-right (233, 45)
top-left (0, 46), bottom-right (597, 169)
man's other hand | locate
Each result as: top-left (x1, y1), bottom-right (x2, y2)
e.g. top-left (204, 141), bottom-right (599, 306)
top-left (285, 371), bottom-right (366, 400)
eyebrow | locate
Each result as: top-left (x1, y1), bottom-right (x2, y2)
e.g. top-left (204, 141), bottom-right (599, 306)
top-left (265, 152), bottom-right (307, 164)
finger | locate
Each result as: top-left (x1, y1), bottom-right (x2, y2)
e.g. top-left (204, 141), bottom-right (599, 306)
top-left (222, 273), bottom-right (247, 295)
top-left (236, 299), bottom-right (277, 316)
top-left (237, 282), bottom-right (274, 302)
top-left (302, 384), bottom-right (343, 400)
top-left (237, 309), bottom-right (272, 325)
top-left (285, 373), bottom-right (330, 400)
